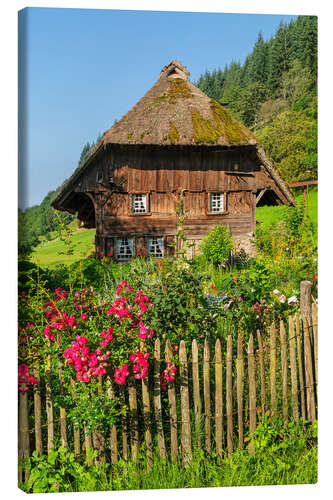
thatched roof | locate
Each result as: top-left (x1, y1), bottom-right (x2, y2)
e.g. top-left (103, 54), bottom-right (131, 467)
top-left (52, 60), bottom-right (296, 208)
top-left (94, 60), bottom-right (257, 148)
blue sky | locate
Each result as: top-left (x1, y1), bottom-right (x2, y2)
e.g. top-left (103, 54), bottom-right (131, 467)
top-left (19, 7), bottom-right (297, 209)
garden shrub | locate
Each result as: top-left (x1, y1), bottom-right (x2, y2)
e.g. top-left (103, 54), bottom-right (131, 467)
top-left (201, 224), bottom-right (234, 265)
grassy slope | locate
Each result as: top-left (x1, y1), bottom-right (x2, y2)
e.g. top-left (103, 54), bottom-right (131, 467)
top-left (256, 186), bottom-right (317, 231)
top-left (32, 188), bottom-right (317, 268)
top-left (31, 228), bottom-right (95, 268)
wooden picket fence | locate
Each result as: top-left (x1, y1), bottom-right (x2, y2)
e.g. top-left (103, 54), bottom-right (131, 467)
top-left (18, 301), bottom-right (318, 482)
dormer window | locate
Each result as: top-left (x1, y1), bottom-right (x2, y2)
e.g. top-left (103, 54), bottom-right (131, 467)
top-left (209, 193), bottom-right (226, 213)
top-left (132, 194), bottom-right (147, 214)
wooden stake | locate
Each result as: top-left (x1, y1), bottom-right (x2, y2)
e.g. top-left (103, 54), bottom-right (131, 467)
top-left (303, 316), bottom-right (316, 423)
top-left (84, 425), bottom-right (93, 466)
top-left (215, 338), bottom-right (223, 459)
top-left (128, 375), bottom-right (139, 462)
top-left (280, 320), bottom-right (288, 425)
top-left (256, 330), bottom-right (266, 414)
top-left (236, 331), bottom-right (244, 450)
top-left (226, 334), bottom-right (233, 456)
top-left (18, 388), bottom-right (30, 482)
top-left (70, 379), bottom-right (81, 459)
top-left (248, 334), bottom-right (256, 455)
top-left (288, 316), bottom-right (299, 422)
top-left (296, 315), bottom-right (306, 420)
top-left (119, 385), bottom-right (128, 461)
top-left (179, 340), bottom-right (192, 465)
top-left (192, 339), bottom-right (201, 451)
top-left (312, 302), bottom-right (318, 389)
top-left (45, 351), bottom-right (54, 453)
top-left (33, 362), bottom-right (42, 455)
top-left (203, 338), bottom-right (211, 454)
top-left (106, 375), bottom-right (118, 464)
top-left (166, 339), bottom-right (178, 461)
top-left (153, 338), bottom-right (166, 460)
top-left (141, 341), bottom-right (152, 469)
top-left (56, 332), bottom-right (67, 448)
top-left (269, 323), bottom-right (276, 413)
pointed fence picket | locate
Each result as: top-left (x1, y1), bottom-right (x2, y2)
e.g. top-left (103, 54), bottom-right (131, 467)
top-left (18, 304), bottom-right (318, 481)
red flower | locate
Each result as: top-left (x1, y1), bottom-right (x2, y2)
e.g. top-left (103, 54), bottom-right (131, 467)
top-left (313, 275), bottom-right (318, 281)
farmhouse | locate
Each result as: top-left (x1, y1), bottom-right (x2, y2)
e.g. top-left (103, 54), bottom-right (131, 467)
top-left (52, 60), bottom-right (295, 260)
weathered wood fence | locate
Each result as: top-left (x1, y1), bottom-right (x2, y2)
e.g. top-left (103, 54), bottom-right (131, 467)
top-left (18, 300), bottom-right (318, 482)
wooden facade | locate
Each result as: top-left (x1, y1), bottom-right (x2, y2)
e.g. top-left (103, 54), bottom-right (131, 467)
top-left (52, 61), bottom-right (295, 260)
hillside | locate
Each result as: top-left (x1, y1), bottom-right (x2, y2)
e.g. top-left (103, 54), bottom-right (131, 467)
top-left (196, 16), bottom-right (317, 184)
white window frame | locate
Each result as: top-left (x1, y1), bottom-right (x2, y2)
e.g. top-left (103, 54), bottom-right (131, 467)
top-left (116, 238), bottom-right (134, 261)
top-left (132, 193), bottom-right (147, 214)
top-left (209, 192), bottom-right (226, 213)
top-left (146, 236), bottom-right (164, 258)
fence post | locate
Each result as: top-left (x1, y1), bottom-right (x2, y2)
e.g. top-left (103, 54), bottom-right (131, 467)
top-left (166, 339), bottom-right (178, 461)
top-left (84, 425), bottom-right (93, 466)
top-left (45, 349), bottom-right (54, 453)
top-left (215, 338), bottom-right (223, 459)
top-left (248, 334), bottom-right (256, 455)
top-left (93, 377), bottom-right (106, 464)
top-left (192, 339), bottom-right (201, 451)
top-left (303, 316), bottom-right (316, 423)
top-left (119, 385), bottom-right (128, 461)
top-left (70, 379), bottom-right (81, 459)
top-left (33, 362), bottom-right (42, 456)
top-left (153, 338), bottom-right (166, 460)
top-left (18, 388), bottom-right (30, 482)
top-left (106, 375), bottom-right (118, 464)
top-left (256, 330), bottom-right (266, 414)
top-left (300, 281), bottom-right (313, 345)
top-left (280, 320), bottom-right (288, 425)
top-left (312, 302), bottom-right (318, 388)
top-left (204, 338), bottom-right (211, 454)
top-left (226, 334), bottom-right (233, 456)
top-left (288, 316), bottom-right (299, 422)
top-left (295, 315), bottom-right (306, 420)
top-left (236, 331), bottom-right (244, 450)
top-left (179, 340), bottom-right (192, 465)
top-left (269, 323), bottom-right (277, 414)
top-left (56, 333), bottom-right (68, 448)
top-left (128, 375), bottom-right (139, 462)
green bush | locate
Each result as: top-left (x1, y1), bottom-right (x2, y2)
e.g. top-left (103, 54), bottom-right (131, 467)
top-left (201, 224), bottom-right (234, 265)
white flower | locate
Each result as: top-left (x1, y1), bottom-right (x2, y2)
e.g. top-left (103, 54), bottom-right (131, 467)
top-left (288, 295), bottom-right (298, 305)
top-left (278, 294), bottom-right (286, 303)
top-left (272, 289), bottom-right (280, 295)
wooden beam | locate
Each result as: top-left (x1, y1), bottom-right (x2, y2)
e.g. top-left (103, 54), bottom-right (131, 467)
top-left (256, 188), bottom-right (267, 205)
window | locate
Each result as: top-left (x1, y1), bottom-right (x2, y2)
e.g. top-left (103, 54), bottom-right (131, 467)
top-left (116, 238), bottom-right (134, 261)
top-left (132, 194), bottom-right (147, 214)
top-left (209, 192), bottom-right (225, 213)
top-left (147, 237), bottom-right (164, 257)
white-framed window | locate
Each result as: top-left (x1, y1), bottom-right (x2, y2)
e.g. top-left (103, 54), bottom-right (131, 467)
top-left (209, 192), bottom-right (225, 213)
top-left (116, 238), bottom-right (134, 261)
top-left (132, 194), bottom-right (147, 213)
top-left (147, 237), bottom-right (164, 258)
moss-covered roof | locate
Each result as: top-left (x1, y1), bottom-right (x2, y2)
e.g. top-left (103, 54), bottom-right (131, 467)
top-left (93, 60), bottom-right (257, 148)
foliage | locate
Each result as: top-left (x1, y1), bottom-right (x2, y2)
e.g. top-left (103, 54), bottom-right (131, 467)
top-left (147, 263), bottom-right (217, 347)
top-left (23, 447), bottom-right (109, 493)
top-left (21, 419), bottom-right (317, 492)
top-left (256, 106), bottom-right (317, 182)
top-left (201, 224), bottom-right (234, 265)
top-left (196, 15), bottom-right (317, 183)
